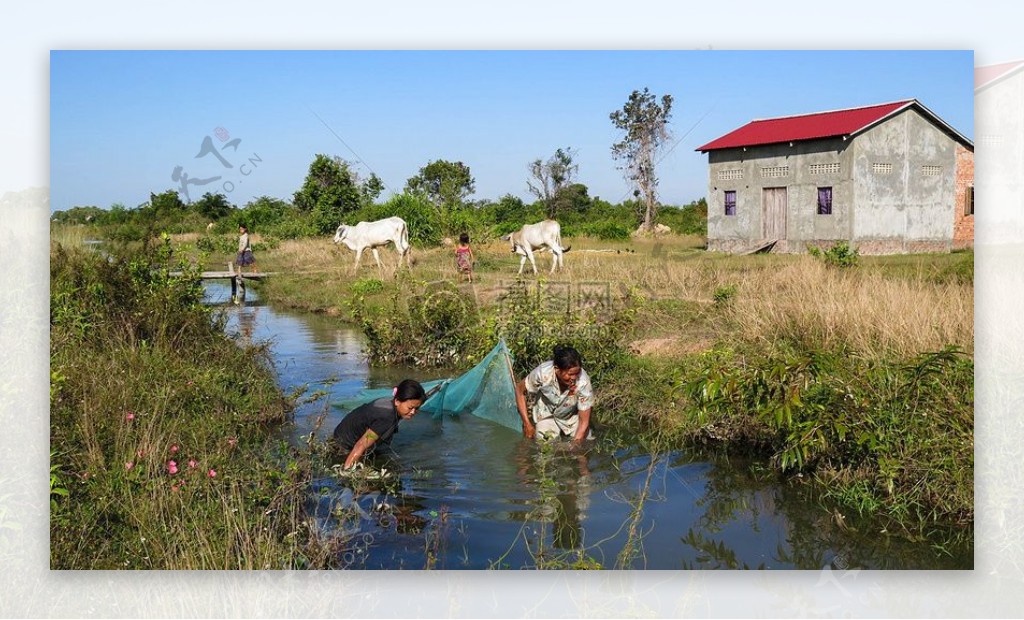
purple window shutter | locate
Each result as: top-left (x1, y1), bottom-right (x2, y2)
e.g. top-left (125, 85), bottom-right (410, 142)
top-left (817, 187), bottom-right (832, 215)
top-left (725, 190), bottom-right (736, 216)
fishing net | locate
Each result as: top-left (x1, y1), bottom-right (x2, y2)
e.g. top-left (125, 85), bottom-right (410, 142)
top-left (333, 339), bottom-right (522, 432)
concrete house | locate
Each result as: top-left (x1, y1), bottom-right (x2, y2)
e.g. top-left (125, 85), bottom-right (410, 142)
top-left (696, 99), bottom-right (974, 254)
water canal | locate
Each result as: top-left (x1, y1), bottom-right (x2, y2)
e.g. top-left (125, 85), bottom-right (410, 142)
top-left (209, 282), bottom-right (970, 569)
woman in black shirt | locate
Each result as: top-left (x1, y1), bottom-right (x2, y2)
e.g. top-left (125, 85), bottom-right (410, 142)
top-left (333, 379), bottom-right (426, 469)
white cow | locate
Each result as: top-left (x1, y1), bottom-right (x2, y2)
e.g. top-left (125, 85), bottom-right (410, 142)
top-left (501, 219), bottom-right (571, 274)
top-left (333, 216), bottom-right (411, 271)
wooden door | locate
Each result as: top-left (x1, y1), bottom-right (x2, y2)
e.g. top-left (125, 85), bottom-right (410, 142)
top-left (762, 187), bottom-right (788, 240)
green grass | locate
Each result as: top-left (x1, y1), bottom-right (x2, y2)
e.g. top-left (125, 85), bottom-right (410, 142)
top-left (49, 243), bottom-right (343, 569)
top-left (861, 249), bottom-right (973, 284)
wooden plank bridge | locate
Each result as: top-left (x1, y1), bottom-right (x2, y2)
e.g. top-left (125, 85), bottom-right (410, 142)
top-left (170, 262), bottom-right (275, 301)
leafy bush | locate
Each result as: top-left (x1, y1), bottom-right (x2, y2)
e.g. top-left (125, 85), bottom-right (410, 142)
top-left (491, 280), bottom-right (634, 382)
top-left (354, 192), bottom-right (442, 247)
top-left (808, 241), bottom-right (859, 268)
top-left (491, 220), bottom-right (527, 238)
top-left (352, 277), bottom-right (486, 367)
top-left (234, 196), bottom-right (292, 228)
top-left (352, 275), bottom-right (635, 378)
top-left (350, 278), bottom-right (385, 295)
top-left (195, 234), bottom-right (237, 254)
top-left (569, 220), bottom-right (632, 240)
top-left (683, 344), bottom-right (973, 527)
top-left (263, 217), bottom-right (317, 240)
top-left (658, 199), bottom-right (707, 236)
top-left (712, 284), bottom-right (737, 305)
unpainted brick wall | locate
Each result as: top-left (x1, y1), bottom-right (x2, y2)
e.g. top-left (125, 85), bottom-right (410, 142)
top-left (954, 145), bottom-right (975, 249)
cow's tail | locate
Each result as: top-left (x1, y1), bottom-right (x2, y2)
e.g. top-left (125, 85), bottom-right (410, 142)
top-left (557, 230), bottom-right (571, 253)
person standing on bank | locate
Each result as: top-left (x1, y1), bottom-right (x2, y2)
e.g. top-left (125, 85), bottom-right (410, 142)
top-left (515, 345), bottom-right (594, 444)
top-left (332, 379), bottom-right (426, 469)
top-left (236, 224), bottom-right (257, 275)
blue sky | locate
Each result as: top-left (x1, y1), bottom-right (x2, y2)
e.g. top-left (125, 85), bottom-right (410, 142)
top-left (50, 50), bottom-right (974, 212)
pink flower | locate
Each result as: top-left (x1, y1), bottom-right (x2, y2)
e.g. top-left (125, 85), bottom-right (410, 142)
top-left (125, 462), bottom-right (134, 470)
top-left (170, 444), bottom-right (179, 454)
top-left (207, 469), bottom-right (217, 478)
top-left (171, 483), bottom-right (180, 491)
top-left (136, 449), bottom-right (145, 458)
top-left (186, 380), bottom-right (194, 386)
top-left (227, 437), bottom-right (238, 448)
top-left (167, 460), bottom-right (179, 475)
top-left (188, 459), bottom-right (198, 468)
top-left (125, 412), bottom-right (135, 421)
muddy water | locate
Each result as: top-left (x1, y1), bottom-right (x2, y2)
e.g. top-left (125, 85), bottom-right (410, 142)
top-left (209, 282), bottom-right (971, 569)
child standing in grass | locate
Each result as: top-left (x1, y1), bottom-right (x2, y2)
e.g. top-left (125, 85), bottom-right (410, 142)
top-left (455, 232), bottom-right (475, 283)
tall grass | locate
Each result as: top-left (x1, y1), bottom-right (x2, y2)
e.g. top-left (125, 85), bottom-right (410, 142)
top-left (49, 244), bottom-right (340, 569)
top-left (728, 259), bottom-right (973, 357)
top-left (50, 223), bottom-right (91, 248)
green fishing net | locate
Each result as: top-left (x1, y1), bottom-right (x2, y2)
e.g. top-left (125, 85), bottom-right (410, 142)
top-left (333, 339), bottom-right (522, 432)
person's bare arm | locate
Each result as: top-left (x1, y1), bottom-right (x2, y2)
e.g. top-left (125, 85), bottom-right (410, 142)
top-left (343, 429), bottom-right (379, 468)
top-left (572, 408), bottom-right (591, 444)
top-left (515, 379), bottom-right (535, 439)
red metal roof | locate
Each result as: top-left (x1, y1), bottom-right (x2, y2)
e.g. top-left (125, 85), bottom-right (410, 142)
top-left (697, 100), bottom-right (914, 152)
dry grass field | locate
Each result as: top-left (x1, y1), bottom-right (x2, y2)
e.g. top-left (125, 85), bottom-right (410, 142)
top-left (230, 233), bottom-right (972, 360)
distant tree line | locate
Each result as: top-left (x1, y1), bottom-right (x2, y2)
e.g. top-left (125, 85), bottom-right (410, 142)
top-left (51, 88), bottom-right (705, 245)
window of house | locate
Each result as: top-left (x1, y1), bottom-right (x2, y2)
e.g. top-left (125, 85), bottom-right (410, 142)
top-left (760, 165), bottom-right (789, 178)
top-left (872, 163), bottom-right (893, 175)
top-left (921, 165), bottom-right (942, 176)
top-left (817, 187), bottom-right (833, 215)
top-left (809, 163), bottom-right (841, 175)
top-left (717, 169), bottom-right (743, 181)
top-left (966, 185), bottom-right (974, 216)
top-left (724, 190), bottom-right (736, 216)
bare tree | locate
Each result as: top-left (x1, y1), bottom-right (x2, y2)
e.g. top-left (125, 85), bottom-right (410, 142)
top-left (527, 147), bottom-right (578, 219)
top-left (610, 88), bottom-right (674, 231)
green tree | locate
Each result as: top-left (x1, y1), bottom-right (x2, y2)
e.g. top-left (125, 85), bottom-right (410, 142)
top-left (107, 202), bottom-right (130, 225)
top-left (493, 193), bottom-right (530, 223)
top-left (192, 192), bottom-right (234, 221)
top-left (555, 183), bottom-right (592, 219)
top-left (527, 147), bottom-right (579, 219)
top-left (293, 154), bottom-right (361, 235)
top-left (240, 196), bottom-right (291, 228)
top-left (147, 190), bottom-right (187, 219)
top-left (610, 88), bottom-right (674, 231)
top-left (405, 160), bottom-right (475, 212)
top-left (361, 173), bottom-right (385, 204)
top-left (50, 205), bottom-right (106, 225)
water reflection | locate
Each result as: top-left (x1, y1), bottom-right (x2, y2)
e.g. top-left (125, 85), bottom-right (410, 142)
top-left (512, 440), bottom-right (592, 552)
top-left (236, 304), bottom-right (258, 346)
top-left (672, 453), bottom-right (972, 570)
